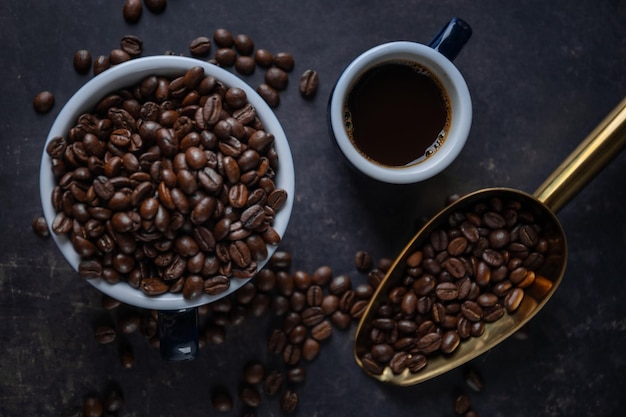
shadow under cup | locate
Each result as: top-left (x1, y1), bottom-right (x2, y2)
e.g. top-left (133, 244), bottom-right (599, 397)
top-left (329, 41), bottom-right (472, 184)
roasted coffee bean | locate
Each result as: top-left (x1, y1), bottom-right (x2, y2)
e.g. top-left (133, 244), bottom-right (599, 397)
top-left (123, 0), bottom-right (142, 22)
top-left (189, 36), bottom-right (212, 56)
top-left (454, 393), bottom-right (472, 414)
top-left (299, 69), bottom-right (319, 98)
top-left (263, 370), bottom-right (283, 395)
top-left (280, 390), bottom-right (298, 413)
top-left (254, 49), bottom-right (273, 67)
top-left (301, 337), bottom-right (320, 361)
top-left (239, 385), bottom-right (261, 408)
top-left (33, 91), bottom-right (55, 113)
top-left (213, 28), bottom-right (234, 47)
top-left (311, 320), bottom-right (333, 341)
top-left (211, 386), bottom-right (233, 412)
top-left (144, 0), bottom-right (166, 13)
top-left (329, 274), bottom-right (351, 295)
top-left (256, 83), bottom-right (279, 107)
top-left (233, 33), bottom-right (254, 55)
top-left (236, 56), bottom-right (256, 75)
top-left (32, 216), bottom-right (50, 237)
top-left (83, 395), bottom-right (103, 417)
top-left (215, 48), bottom-right (237, 66)
top-left (93, 55), bottom-right (110, 75)
top-left (464, 367), bottom-right (485, 392)
top-left (265, 67), bottom-right (288, 91)
top-left (273, 52), bottom-right (295, 72)
top-left (110, 49), bottom-right (131, 65)
top-left (121, 35), bottom-right (143, 57)
top-left (73, 49), bottom-right (92, 74)
top-left (94, 325), bottom-right (116, 344)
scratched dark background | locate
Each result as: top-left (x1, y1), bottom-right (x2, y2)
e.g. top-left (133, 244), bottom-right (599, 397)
top-left (1, 0), bottom-right (625, 416)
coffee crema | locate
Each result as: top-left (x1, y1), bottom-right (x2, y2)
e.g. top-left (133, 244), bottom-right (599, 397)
top-left (344, 61), bottom-right (451, 167)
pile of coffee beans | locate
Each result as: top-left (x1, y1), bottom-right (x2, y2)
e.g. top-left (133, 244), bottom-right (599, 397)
top-left (46, 65), bottom-right (289, 299)
top-left (357, 196), bottom-right (558, 376)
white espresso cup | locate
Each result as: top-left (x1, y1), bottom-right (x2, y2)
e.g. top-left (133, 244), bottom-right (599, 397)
top-left (329, 18), bottom-right (473, 184)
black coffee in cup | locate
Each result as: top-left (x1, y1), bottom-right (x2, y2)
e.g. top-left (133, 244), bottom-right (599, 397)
top-left (344, 61), bottom-right (451, 167)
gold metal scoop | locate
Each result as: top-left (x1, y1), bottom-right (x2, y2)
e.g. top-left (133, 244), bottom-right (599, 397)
top-left (354, 97), bottom-right (626, 386)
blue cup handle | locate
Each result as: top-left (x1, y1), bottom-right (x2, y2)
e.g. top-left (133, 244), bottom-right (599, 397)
top-left (428, 18), bottom-right (472, 61)
top-left (157, 308), bottom-right (199, 361)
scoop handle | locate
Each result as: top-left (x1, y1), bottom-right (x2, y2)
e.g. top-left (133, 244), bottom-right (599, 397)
top-left (534, 97), bottom-right (626, 213)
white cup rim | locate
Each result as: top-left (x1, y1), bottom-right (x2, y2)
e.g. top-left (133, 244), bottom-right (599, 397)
top-left (329, 41), bottom-right (472, 184)
top-left (39, 56), bottom-right (295, 310)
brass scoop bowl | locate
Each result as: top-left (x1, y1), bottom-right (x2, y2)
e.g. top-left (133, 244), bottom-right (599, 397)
top-left (354, 97), bottom-right (626, 385)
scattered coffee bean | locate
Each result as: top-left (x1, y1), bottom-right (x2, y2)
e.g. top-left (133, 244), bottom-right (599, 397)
top-left (211, 386), bottom-right (234, 412)
top-left (73, 49), bottom-right (92, 74)
top-left (254, 49), bottom-right (273, 67)
top-left (233, 33), bottom-right (254, 55)
top-left (256, 83), bottom-right (279, 107)
top-left (299, 69), bottom-right (319, 98)
top-left (236, 55), bottom-right (256, 75)
top-left (123, 0), bottom-right (142, 23)
top-left (213, 28), bottom-right (234, 47)
top-left (93, 55), bottom-right (110, 75)
top-left (31, 216), bottom-right (50, 237)
top-left (94, 325), bottom-right (116, 344)
top-left (33, 91), bottom-right (55, 113)
top-left (265, 67), bottom-right (288, 91)
top-left (144, 0), bottom-right (166, 14)
top-left (82, 395), bottom-right (103, 417)
top-left (280, 389), bottom-right (298, 413)
top-left (454, 393), bottom-right (472, 414)
top-left (273, 52), bottom-right (295, 72)
top-left (189, 36), bottom-right (212, 56)
top-left (215, 47), bottom-right (237, 67)
top-left (120, 35), bottom-right (143, 57)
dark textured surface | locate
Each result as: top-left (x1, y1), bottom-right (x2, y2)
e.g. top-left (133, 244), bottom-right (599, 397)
top-left (1, 1), bottom-right (626, 416)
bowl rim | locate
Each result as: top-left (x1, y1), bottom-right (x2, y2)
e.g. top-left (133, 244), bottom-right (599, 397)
top-left (39, 55), bottom-right (295, 310)
top-left (329, 41), bottom-right (472, 184)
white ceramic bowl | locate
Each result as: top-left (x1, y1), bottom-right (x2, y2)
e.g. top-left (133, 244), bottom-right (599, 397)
top-left (40, 56), bottom-right (295, 310)
top-left (329, 41), bottom-right (472, 184)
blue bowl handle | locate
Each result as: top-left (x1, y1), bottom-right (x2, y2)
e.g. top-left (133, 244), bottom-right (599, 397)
top-left (158, 308), bottom-right (199, 361)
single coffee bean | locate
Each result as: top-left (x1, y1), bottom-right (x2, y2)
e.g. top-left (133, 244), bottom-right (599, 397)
top-left (454, 393), bottom-right (472, 414)
top-left (236, 56), bottom-right (256, 75)
top-left (464, 367), bottom-right (485, 392)
top-left (83, 395), bottom-right (103, 417)
top-left (280, 390), bottom-right (298, 413)
top-left (189, 36), bottom-right (212, 56)
top-left (213, 28), bottom-right (234, 47)
top-left (33, 91), bottom-right (55, 113)
top-left (73, 49), bottom-right (92, 74)
top-left (299, 69), bottom-right (319, 98)
top-left (254, 49), bottom-right (273, 67)
top-left (144, 0), bottom-right (166, 14)
top-left (120, 35), bottom-right (143, 57)
top-left (263, 370), bottom-right (283, 395)
top-left (93, 55), bottom-right (110, 75)
top-left (273, 52), bottom-right (295, 71)
top-left (110, 48), bottom-right (131, 65)
top-left (301, 337), bottom-right (320, 361)
top-left (239, 385), bottom-right (261, 408)
top-left (211, 386), bottom-right (233, 412)
top-left (123, 0), bottom-right (142, 22)
top-left (233, 33), bottom-right (254, 55)
top-left (94, 325), bottom-right (116, 344)
top-left (265, 67), bottom-right (288, 91)
top-left (256, 83), bottom-right (279, 107)
top-left (32, 216), bottom-right (50, 237)
top-left (215, 48), bottom-right (237, 66)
